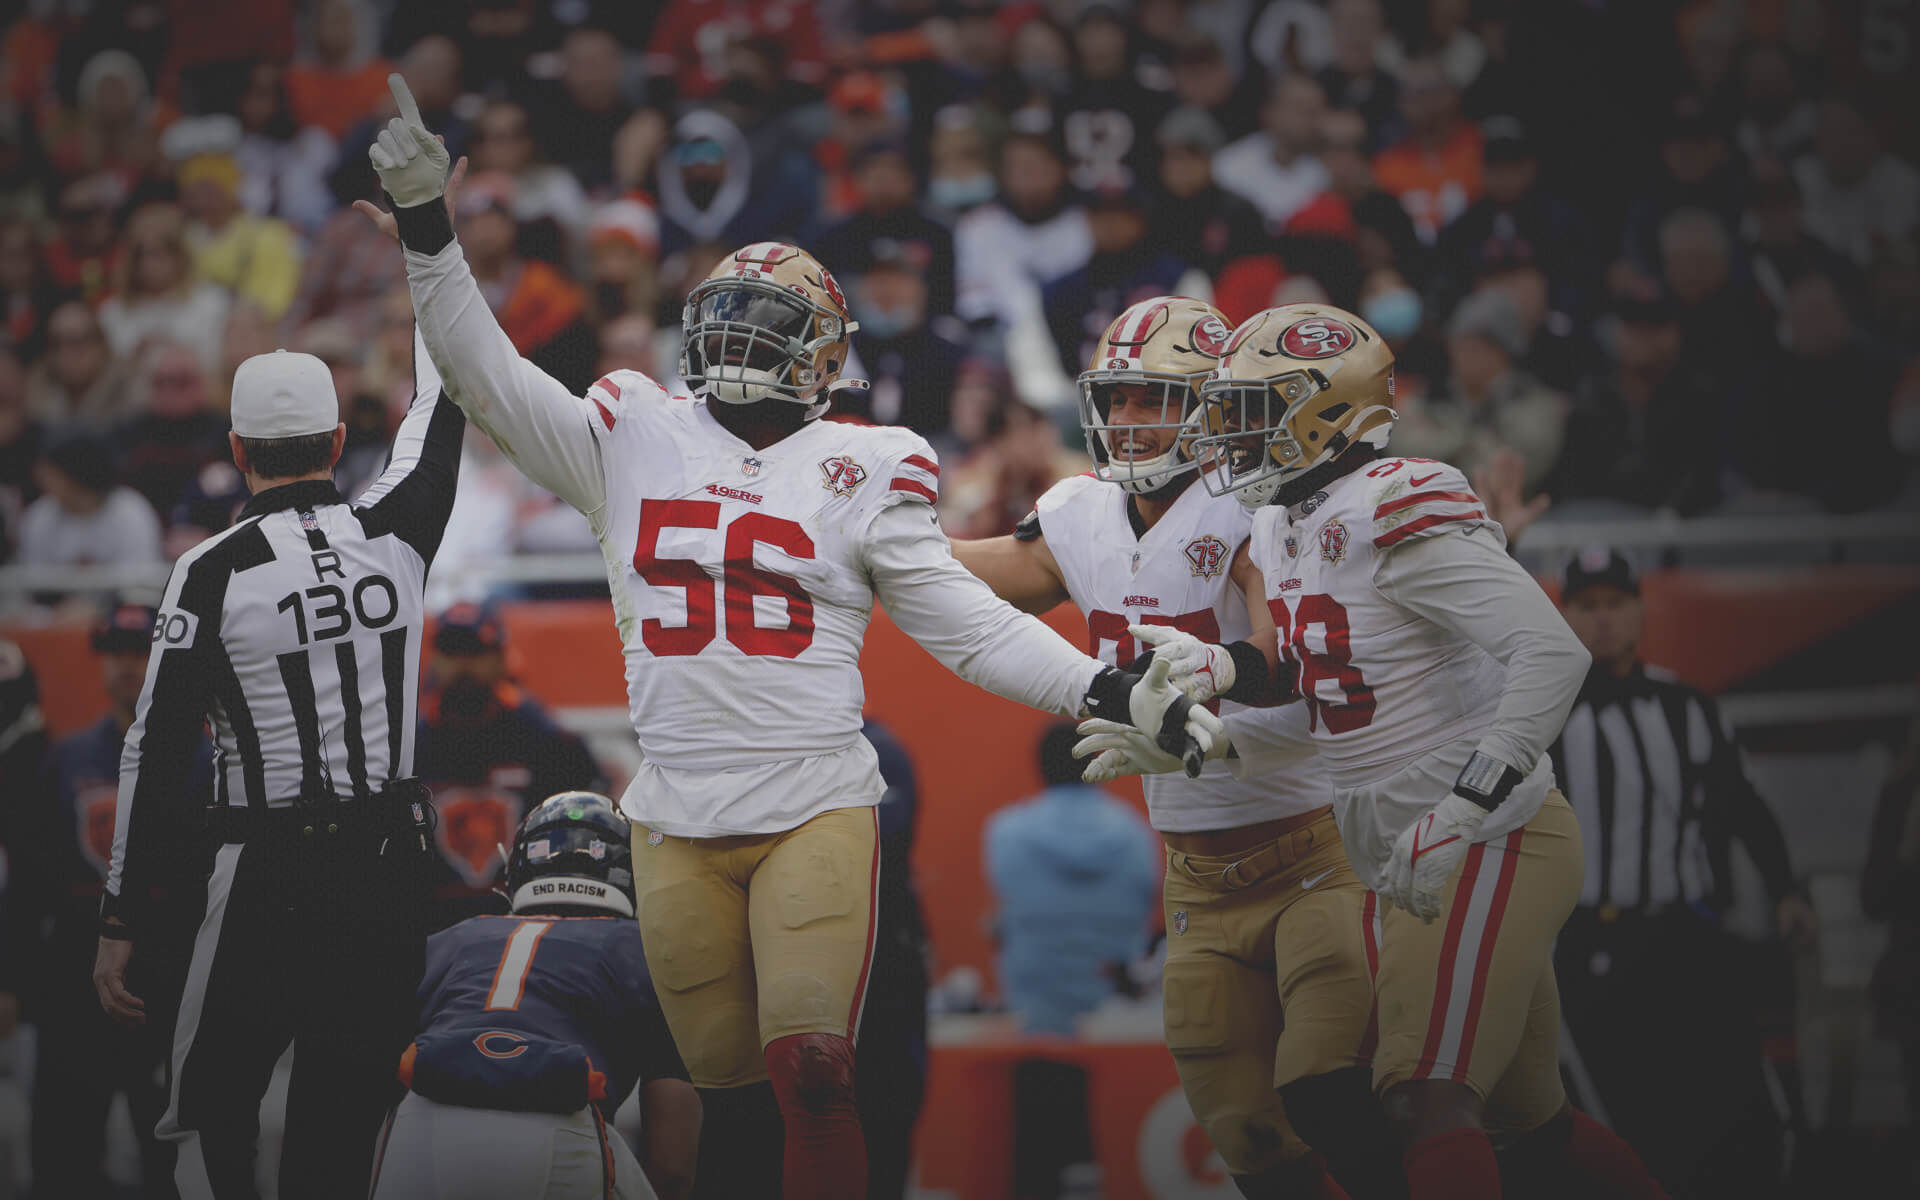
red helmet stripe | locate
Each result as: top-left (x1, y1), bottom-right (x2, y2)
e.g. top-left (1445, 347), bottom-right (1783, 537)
top-left (1126, 300), bottom-right (1169, 359)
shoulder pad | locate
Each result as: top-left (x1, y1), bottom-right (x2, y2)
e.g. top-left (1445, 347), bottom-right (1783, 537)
top-left (584, 370), bottom-right (669, 434)
top-left (1034, 471), bottom-right (1105, 518)
top-left (1013, 509), bottom-right (1043, 542)
top-left (860, 427), bottom-right (940, 507)
top-left (1361, 459), bottom-right (1491, 550)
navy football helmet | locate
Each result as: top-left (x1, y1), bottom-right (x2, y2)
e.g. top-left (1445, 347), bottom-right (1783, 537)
top-left (504, 792), bottom-right (636, 918)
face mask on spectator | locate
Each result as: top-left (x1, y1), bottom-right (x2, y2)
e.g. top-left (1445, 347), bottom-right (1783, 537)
top-left (857, 304), bottom-right (916, 341)
top-left (1018, 63), bottom-right (1071, 96)
top-left (931, 174), bottom-right (995, 210)
top-left (1364, 288), bottom-right (1423, 341)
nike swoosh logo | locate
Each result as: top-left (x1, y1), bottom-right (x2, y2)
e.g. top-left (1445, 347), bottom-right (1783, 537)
top-left (1410, 472), bottom-right (1442, 487)
top-left (1301, 869), bottom-right (1336, 890)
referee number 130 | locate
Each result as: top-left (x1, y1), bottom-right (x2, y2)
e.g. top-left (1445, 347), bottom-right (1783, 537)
top-left (277, 574), bottom-right (400, 645)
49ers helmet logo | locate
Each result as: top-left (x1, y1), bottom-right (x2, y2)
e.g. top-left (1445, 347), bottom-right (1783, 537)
top-left (1191, 315), bottom-right (1231, 356)
top-left (1280, 318), bottom-right (1357, 359)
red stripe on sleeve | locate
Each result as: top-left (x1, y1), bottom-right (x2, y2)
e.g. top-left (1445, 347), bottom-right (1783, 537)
top-left (889, 478), bottom-right (938, 503)
top-left (901, 454), bottom-right (940, 477)
top-left (1373, 509), bottom-right (1486, 548)
top-left (1374, 489), bottom-right (1479, 519)
top-left (592, 399), bottom-right (616, 431)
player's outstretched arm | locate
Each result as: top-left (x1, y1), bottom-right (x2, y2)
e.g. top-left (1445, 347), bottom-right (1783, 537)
top-left (1126, 542), bottom-right (1287, 707)
top-left (949, 526), bottom-right (1071, 614)
top-left (360, 76), bottom-right (608, 526)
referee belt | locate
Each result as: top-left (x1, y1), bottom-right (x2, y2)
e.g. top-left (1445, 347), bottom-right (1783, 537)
top-left (207, 780), bottom-right (434, 845)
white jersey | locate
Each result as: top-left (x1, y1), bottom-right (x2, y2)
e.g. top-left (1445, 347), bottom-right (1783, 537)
top-left (1036, 474), bottom-right (1325, 832)
top-left (1247, 457), bottom-right (1589, 884)
top-left (405, 238), bottom-right (1109, 838)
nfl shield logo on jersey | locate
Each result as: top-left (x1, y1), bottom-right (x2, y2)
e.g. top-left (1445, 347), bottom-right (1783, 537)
top-left (1320, 519), bottom-right (1349, 564)
top-left (299, 509), bottom-right (319, 531)
top-left (742, 456), bottom-right (763, 477)
top-left (647, 830), bottom-right (665, 847)
top-left (1185, 535), bottom-right (1228, 579)
top-left (819, 454), bottom-right (868, 497)
top-left (1285, 534), bottom-right (1300, 559)
top-left (1172, 910), bottom-right (1188, 936)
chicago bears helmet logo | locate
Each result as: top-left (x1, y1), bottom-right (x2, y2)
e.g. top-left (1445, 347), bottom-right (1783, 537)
top-left (820, 455), bottom-right (868, 497)
top-left (1280, 318), bottom-right (1358, 359)
top-left (434, 787), bottom-right (521, 886)
top-left (1191, 315), bottom-right (1231, 356)
top-left (1319, 519), bottom-right (1350, 564)
top-left (1184, 535), bottom-right (1229, 580)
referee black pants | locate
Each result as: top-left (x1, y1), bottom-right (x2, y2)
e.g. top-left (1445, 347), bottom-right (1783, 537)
top-left (159, 823), bottom-right (427, 1199)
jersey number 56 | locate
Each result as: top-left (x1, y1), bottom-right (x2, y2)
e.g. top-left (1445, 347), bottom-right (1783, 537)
top-left (633, 499), bottom-right (815, 658)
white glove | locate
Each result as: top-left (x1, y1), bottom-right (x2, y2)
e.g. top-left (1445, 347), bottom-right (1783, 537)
top-left (1125, 656), bottom-right (1226, 777)
top-left (368, 75), bottom-right (450, 208)
top-left (1130, 624), bottom-right (1235, 703)
top-left (1381, 793), bottom-right (1489, 922)
top-left (1072, 717), bottom-right (1229, 783)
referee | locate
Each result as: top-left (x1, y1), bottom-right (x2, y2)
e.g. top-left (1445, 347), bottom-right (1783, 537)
top-left (1548, 546), bottom-right (1817, 1200)
top-left (92, 336), bottom-right (464, 1199)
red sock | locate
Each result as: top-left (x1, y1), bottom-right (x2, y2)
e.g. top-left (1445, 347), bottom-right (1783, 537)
top-left (1564, 1110), bottom-right (1671, 1199)
top-left (765, 1033), bottom-right (867, 1200)
top-left (1404, 1128), bottom-right (1501, 1200)
top-left (1312, 1155), bottom-right (1355, 1200)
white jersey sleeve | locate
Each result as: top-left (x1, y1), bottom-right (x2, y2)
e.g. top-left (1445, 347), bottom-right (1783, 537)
top-left (861, 433), bottom-right (1103, 717)
top-left (404, 239), bottom-right (608, 526)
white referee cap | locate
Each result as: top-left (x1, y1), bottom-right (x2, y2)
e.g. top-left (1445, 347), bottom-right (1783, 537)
top-left (230, 350), bottom-right (339, 439)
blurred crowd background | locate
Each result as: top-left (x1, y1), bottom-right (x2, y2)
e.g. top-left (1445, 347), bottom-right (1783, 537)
top-left (0, 0), bottom-right (1915, 603)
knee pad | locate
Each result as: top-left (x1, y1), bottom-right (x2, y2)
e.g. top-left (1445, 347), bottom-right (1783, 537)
top-left (765, 1033), bottom-right (857, 1117)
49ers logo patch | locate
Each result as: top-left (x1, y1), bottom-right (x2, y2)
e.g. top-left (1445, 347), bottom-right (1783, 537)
top-left (1191, 315), bottom-right (1231, 356)
top-left (1184, 535), bottom-right (1229, 580)
top-left (820, 455), bottom-right (867, 497)
top-left (1280, 317), bottom-right (1358, 359)
top-left (1319, 519), bottom-right (1350, 564)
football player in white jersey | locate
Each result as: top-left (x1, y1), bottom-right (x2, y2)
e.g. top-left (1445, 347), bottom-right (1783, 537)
top-left (954, 298), bottom-right (1401, 1200)
top-left (362, 80), bottom-right (1222, 1200)
top-left (1081, 304), bottom-right (1671, 1200)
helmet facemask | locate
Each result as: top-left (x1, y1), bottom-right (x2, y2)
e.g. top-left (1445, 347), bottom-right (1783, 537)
top-left (1078, 373), bottom-right (1203, 495)
top-left (1196, 363), bottom-right (1389, 509)
top-left (681, 275), bottom-right (855, 419)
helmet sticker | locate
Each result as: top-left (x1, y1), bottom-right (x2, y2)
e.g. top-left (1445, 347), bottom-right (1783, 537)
top-left (1191, 315), bottom-right (1231, 356)
top-left (1280, 317), bottom-right (1358, 358)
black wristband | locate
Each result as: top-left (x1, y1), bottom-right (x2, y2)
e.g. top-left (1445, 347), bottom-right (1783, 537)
top-left (99, 915), bottom-right (134, 941)
top-left (390, 193), bottom-right (455, 255)
top-left (1219, 640), bottom-right (1273, 706)
top-left (1082, 666), bottom-right (1137, 723)
top-left (1452, 752), bottom-right (1526, 812)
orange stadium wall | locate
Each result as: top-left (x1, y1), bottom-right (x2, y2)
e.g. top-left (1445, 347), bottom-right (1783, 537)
top-left (6, 564), bottom-right (1917, 984)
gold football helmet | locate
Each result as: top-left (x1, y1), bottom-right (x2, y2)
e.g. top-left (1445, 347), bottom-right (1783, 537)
top-left (1077, 296), bottom-right (1234, 494)
top-left (680, 242), bottom-right (864, 419)
top-left (1194, 304), bottom-right (1397, 508)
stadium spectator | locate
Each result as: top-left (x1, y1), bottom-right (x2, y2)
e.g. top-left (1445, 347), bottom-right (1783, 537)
top-left (414, 603), bottom-right (606, 930)
top-left (0, 348), bottom-right (36, 561)
top-left (163, 459), bottom-right (249, 559)
top-left (470, 98), bottom-right (591, 265)
top-left (292, 317), bottom-right (390, 498)
top-left (992, 11), bottom-right (1076, 118)
top-left (1794, 94), bottom-right (1920, 268)
top-left (954, 122), bottom-right (1092, 336)
top-left (1168, 32), bottom-right (1258, 143)
top-left (940, 397), bottom-right (1091, 539)
top-left (1473, 242), bottom-right (1592, 392)
top-left (1318, 0), bottom-right (1402, 150)
top-left (1733, 42), bottom-right (1818, 166)
top-left (643, 0), bottom-right (827, 106)
top-left (597, 312), bottom-right (660, 378)
top-left (286, 0), bottom-right (395, 140)
top-left (1213, 74), bottom-right (1331, 234)
top-left (1320, 106), bottom-right (1424, 280)
top-left (1391, 285), bottom-right (1565, 488)
top-left (1620, 96), bottom-right (1744, 280)
top-left (656, 109), bottom-right (816, 256)
top-left (96, 203), bottom-right (230, 374)
top-left (284, 168), bottom-right (411, 338)
top-left (9, 601), bottom-right (212, 1199)
top-left (818, 72), bottom-right (908, 223)
top-left (19, 431), bottom-right (162, 574)
top-left (1743, 157), bottom-right (1862, 322)
top-left (1753, 273), bottom-right (1904, 513)
top-left (41, 172), bottom-right (125, 301)
top-left (1372, 55), bottom-right (1482, 244)
top-left (816, 138), bottom-right (958, 321)
top-left (1433, 116), bottom-right (1591, 319)
top-left (1147, 106), bottom-right (1265, 278)
top-left (0, 215), bottom-right (61, 355)
top-left (169, 115), bottom-right (304, 323)
top-left (838, 243), bottom-right (967, 434)
top-left (926, 105), bottom-right (998, 220)
top-left (1060, 1), bottom-right (1170, 195)
top-left (1043, 185), bottom-right (1192, 374)
top-left (229, 59), bottom-right (339, 234)
top-left (455, 171), bottom-right (595, 394)
top-left (529, 26), bottom-right (637, 194)
top-left (1552, 548), bottom-right (1814, 1199)
top-left (43, 49), bottom-right (162, 187)
top-left (1552, 287), bottom-right (1724, 514)
top-left (26, 300), bottom-right (132, 432)
top-left (1657, 208), bottom-right (1769, 404)
top-left (986, 722), bottom-right (1159, 1037)
top-left (584, 197), bottom-right (662, 324)
top-left (113, 339), bottom-right (228, 518)
top-left (333, 33), bottom-right (473, 199)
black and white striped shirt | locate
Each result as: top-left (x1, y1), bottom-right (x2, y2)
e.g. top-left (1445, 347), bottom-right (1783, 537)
top-left (1549, 662), bottom-right (1796, 915)
top-left (103, 341), bottom-right (464, 929)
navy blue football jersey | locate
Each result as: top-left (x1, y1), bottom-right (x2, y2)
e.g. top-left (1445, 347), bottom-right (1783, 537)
top-left (408, 914), bottom-right (685, 1114)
